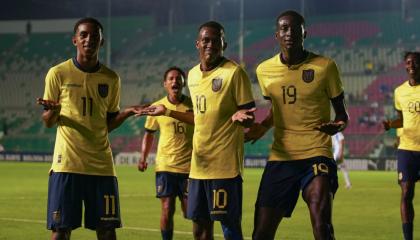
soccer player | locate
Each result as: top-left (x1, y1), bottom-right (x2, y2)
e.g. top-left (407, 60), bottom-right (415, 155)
top-left (332, 132), bottom-right (352, 189)
top-left (382, 51), bottom-right (420, 240)
top-left (246, 10), bottom-right (348, 240)
top-left (37, 17), bottom-right (147, 240)
top-left (137, 66), bottom-right (193, 240)
top-left (142, 21), bottom-right (256, 240)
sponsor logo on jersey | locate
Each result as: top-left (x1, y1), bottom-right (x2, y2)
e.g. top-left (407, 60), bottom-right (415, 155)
top-left (302, 69), bottom-right (315, 83)
top-left (212, 77), bottom-right (223, 92)
top-left (98, 84), bottom-right (109, 98)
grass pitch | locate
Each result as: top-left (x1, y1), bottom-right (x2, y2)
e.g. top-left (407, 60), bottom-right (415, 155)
top-left (0, 162), bottom-right (416, 239)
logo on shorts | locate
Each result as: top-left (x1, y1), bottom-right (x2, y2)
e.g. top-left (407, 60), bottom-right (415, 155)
top-left (398, 172), bottom-right (403, 180)
top-left (52, 211), bottom-right (61, 223)
top-left (98, 84), bottom-right (109, 98)
top-left (302, 69), bottom-right (315, 83)
top-left (157, 185), bottom-right (162, 193)
top-left (212, 77), bottom-right (223, 92)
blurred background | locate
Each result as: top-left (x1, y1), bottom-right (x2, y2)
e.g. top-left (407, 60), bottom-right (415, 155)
top-left (1, 0), bottom-right (420, 168)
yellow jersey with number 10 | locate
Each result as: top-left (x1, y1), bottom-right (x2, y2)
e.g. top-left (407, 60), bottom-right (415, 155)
top-left (256, 52), bottom-right (343, 161)
top-left (188, 58), bottom-right (255, 179)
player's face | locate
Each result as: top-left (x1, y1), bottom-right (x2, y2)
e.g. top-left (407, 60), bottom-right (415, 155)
top-left (405, 54), bottom-right (420, 79)
top-left (276, 15), bottom-right (305, 51)
top-left (73, 22), bottom-right (103, 58)
top-left (163, 70), bottom-right (184, 97)
top-left (196, 26), bottom-right (225, 67)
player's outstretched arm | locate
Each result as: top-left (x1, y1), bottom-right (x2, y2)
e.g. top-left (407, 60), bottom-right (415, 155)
top-left (37, 98), bottom-right (61, 128)
top-left (232, 107), bottom-right (256, 128)
top-left (315, 93), bottom-right (349, 135)
top-left (141, 104), bottom-right (194, 125)
top-left (245, 109), bottom-right (273, 144)
top-left (138, 131), bottom-right (154, 172)
top-left (383, 111), bottom-right (403, 131)
top-left (107, 104), bottom-right (149, 132)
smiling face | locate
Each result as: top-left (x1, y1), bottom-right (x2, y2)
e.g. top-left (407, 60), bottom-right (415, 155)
top-left (276, 14), bottom-right (306, 53)
top-left (72, 22), bottom-right (103, 59)
top-left (405, 53), bottom-right (420, 81)
top-left (163, 69), bottom-right (184, 99)
top-left (196, 26), bottom-right (226, 70)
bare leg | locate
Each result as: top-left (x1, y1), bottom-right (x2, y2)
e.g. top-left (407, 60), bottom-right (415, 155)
top-left (252, 207), bottom-right (284, 240)
top-left (302, 176), bottom-right (335, 240)
top-left (193, 219), bottom-right (214, 240)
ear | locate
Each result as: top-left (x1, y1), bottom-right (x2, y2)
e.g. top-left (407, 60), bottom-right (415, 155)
top-left (100, 38), bottom-right (105, 47)
top-left (303, 29), bottom-right (307, 39)
top-left (222, 41), bottom-right (227, 51)
top-left (72, 36), bottom-right (77, 46)
top-left (195, 40), bottom-right (199, 50)
top-left (275, 31), bottom-right (279, 40)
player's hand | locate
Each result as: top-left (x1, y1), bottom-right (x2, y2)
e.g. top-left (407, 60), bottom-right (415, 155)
top-left (137, 104), bottom-right (166, 117)
top-left (130, 104), bottom-right (150, 116)
top-left (36, 98), bottom-right (61, 111)
top-left (232, 108), bottom-right (256, 123)
top-left (245, 122), bottom-right (269, 144)
top-left (137, 160), bottom-right (148, 172)
top-left (382, 120), bottom-right (391, 131)
top-left (315, 121), bottom-right (345, 135)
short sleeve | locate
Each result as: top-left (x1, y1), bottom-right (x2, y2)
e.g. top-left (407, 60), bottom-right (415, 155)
top-left (255, 64), bottom-right (270, 100)
top-left (394, 88), bottom-right (402, 111)
top-left (144, 115), bottom-right (159, 131)
top-left (325, 60), bottom-right (344, 99)
top-left (108, 75), bottom-right (121, 113)
top-left (232, 67), bottom-right (255, 107)
top-left (43, 68), bottom-right (61, 101)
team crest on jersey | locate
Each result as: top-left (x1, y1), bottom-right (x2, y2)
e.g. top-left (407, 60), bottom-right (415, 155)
top-left (98, 84), bottom-right (109, 98)
top-left (302, 69), bottom-right (315, 83)
top-left (212, 77), bottom-right (223, 92)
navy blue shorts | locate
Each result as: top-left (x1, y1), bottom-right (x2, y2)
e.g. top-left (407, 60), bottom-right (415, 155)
top-left (47, 172), bottom-right (122, 231)
top-left (255, 156), bottom-right (338, 218)
top-left (187, 175), bottom-right (242, 225)
top-left (397, 149), bottom-right (420, 182)
top-left (156, 172), bottom-right (189, 198)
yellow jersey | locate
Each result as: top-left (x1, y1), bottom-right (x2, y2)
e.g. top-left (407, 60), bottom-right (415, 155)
top-left (43, 58), bottom-right (120, 176)
top-left (188, 58), bottom-right (255, 179)
top-left (395, 81), bottom-right (420, 151)
top-left (144, 95), bottom-right (193, 173)
top-left (256, 52), bottom-right (343, 161)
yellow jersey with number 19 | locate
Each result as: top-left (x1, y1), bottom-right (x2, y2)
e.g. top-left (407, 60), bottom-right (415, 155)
top-left (43, 58), bottom-right (120, 176)
top-left (144, 96), bottom-right (193, 174)
top-left (256, 52), bottom-right (343, 161)
top-left (188, 58), bottom-right (255, 179)
top-left (395, 81), bottom-right (420, 151)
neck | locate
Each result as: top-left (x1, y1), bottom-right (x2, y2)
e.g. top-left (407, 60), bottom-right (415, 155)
top-left (168, 94), bottom-right (183, 104)
top-left (409, 77), bottom-right (420, 86)
top-left (201, 57), bottom-right (224, 72)
top-left (280, 48), bottom-right (306, 66)
top-left (76, 54), bottom-right (99, 71)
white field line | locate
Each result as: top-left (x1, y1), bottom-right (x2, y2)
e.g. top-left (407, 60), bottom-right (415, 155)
top-left (0, 217), bottom-right (251, 239)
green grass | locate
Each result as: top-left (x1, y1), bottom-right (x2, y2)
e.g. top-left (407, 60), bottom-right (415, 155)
top-left (0, 162), bottom-right (417, 239)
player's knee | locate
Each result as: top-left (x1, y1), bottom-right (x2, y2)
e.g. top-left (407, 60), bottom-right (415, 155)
top-left (51, 229), bottom-right (71, 240)
top-left (252, 229), bottom-right (274, 240)
top-left (96, 228), bottom-right (116, 240)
